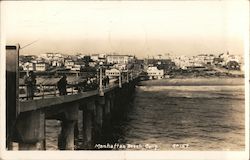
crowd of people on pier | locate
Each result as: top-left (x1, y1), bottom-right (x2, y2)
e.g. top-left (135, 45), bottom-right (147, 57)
top-left (75, 76), bottom-right (110, 93)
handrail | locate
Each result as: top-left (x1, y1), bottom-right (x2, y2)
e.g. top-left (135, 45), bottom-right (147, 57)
top-left (19, 81), bottom-right (117, 100)
top-left (19, 74), bottom-right (140, 101)
top-left (19, 83), bottom-right (121, 112)
top-left (19, 83), bottom-right (99, 100)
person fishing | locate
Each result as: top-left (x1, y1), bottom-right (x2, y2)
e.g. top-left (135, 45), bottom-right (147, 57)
top-left (24, 71), bottom-right (36, 100)
top-left (57, 75), bottom-right (67, 95)
top-left (106, 76), bottom-right (109, 87)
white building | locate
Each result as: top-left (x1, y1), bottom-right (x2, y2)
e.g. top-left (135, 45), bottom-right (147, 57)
top-left (52, 60), bottom-right (63, 67)
top-left (226, 55), bottom-right (241, 63)
top-left (39, 53), bottom-right (64, 62)
top-left (90, 53), bottom-right (106, 62)
top-left (170, 54), bottom-right (215, 69)
top-left (71, 64), bottom-right (81, 71)
top-left (106, 55), bottom-right (134, 64)
top-left (219, 52), bottom-right (243, 66)
top-left (65, 59), bottom-right (74, 69)
top-left (35, 63), bottom-right (49, 71)
top-left (170, 56), bottom-right (191, 69)
top-left (89, 61), bottom-right (96, 67)
top-left (113, 64), bottom-right (127, 70)
top-left (23, 62), bottom-right (34, 71)
top-left (147, 66), bottom-right (164, 79)
top-left (105, 68), bottom-right (120, 77)
top-left (193, 54), bottom-right (215, 66)
top-left (90, 54), bottom-right (99, 61)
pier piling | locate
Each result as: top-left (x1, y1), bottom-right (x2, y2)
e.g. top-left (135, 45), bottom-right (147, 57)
top-left (15, 110), bottom-right (45, 150)
top-left (96, 97), bottom-right (105, 129)
top-left (83, 99), bottom-right (95, 148)
top-left (58, 103), bottom-right (79, 150)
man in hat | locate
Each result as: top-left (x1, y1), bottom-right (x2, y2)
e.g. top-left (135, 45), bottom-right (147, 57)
top-left (57, 75), bottom-right (67, 95)
top-left (24, 71), bottom-right (36, 100)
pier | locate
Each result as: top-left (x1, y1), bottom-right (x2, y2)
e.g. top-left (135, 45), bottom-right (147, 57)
top-left (15, 78), bottom-right (137, 150)
top-left (6, 45), bottom-right (140, 150)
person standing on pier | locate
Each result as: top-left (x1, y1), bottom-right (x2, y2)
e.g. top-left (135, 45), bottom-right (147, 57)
top-left (106, 76), bottom-right (109, 86)
top-left (57, 75), bottom-right (67, 95)
top-left (24, 71), bottom-right (36, 100)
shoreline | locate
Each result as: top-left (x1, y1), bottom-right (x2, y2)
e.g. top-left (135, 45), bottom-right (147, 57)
top-left (139, 77), bottom-right (245, 86)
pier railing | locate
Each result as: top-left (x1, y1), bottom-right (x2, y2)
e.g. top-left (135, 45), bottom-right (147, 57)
top-left (18, 70), bottom-right (141, 100)
top-left (19, 84), bottom-right (78, 100)
top-left (19, 79), bottom-right (119, 100)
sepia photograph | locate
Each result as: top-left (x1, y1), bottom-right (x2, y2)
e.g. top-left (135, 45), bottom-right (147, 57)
top-left (0, 0), bottom-right (249, 159)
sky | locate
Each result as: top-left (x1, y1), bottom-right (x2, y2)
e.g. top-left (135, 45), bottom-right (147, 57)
top-left (2, 1), bottom-right (248, 58)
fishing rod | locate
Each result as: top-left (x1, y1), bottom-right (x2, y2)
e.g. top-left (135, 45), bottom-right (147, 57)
top-left (20, 39), bottom-right (39, 50)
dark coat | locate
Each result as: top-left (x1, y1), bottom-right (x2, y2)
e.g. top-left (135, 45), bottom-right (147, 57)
top-left (57, 77), bottom-right (67, 95)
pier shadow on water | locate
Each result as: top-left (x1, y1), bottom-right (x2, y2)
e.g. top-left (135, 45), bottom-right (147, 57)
top-left (76, 93), bottom-right (136, 150)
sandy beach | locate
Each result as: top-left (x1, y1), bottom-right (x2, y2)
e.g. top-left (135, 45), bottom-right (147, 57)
top-left (139, 77), bottom-right (245, 86)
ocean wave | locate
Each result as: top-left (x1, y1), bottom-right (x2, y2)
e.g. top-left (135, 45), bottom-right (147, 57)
top-left (136, 85), bottom-right (244, 99)
top-left (137, 85), bottom-right (244, 92)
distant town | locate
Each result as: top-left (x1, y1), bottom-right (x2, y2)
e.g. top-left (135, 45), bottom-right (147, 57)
top-left (19, 51), bottom-right (244, 80)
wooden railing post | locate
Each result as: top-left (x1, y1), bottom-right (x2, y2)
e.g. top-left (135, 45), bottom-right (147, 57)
top-left (42, 85), bottom-right (45, 98)
top-left (119, 71), bottom-right (122, 88)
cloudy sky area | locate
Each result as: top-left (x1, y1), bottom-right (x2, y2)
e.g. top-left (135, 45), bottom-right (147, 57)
top-left (3, 1), bottom-right (248, 58)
